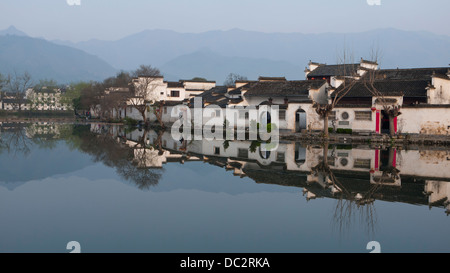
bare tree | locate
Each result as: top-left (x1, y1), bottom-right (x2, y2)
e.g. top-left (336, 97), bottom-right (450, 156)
top-left (5, 71), bottom-right (33, 111)
top-left (313, 50), bottom-right (358, 137)
top-left (0, 73), bottom-right (5, 92)
top-left (362, 49), bottom-right (400, 137)
top-left (224, 73), bottom-right (248, 87)
top-left (80, 82), bottom-right (105, 118)
top-left (309, 144), bottom-right (379, 237)
top-left (0, 123), bottom-right (33, 156)
top-left (129, 65), bottom-right (162, 124)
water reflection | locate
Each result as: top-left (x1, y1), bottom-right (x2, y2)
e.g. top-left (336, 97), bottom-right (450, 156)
top-left (1, 122), bottom-right (450, 238)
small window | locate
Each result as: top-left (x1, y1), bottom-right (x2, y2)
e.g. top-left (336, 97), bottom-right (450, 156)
top-left (276, 152), bottom-right (285, 162)
top-left (354, 159), bottom-right (371, 169)
top-left (214, 147), bottom-right (220, 155)
top-left (238, 148), bottom-right (248, 158)
top-left (215, 109), bottom-right (221, 117)
top-left (329, 111), bottom-right (336, 120)
top-left (355, 111), bottom-right (372, 121)
top-left (171, 90), bottom-right (180, 97)
top-left (279, 110), bottom-right (286, 120)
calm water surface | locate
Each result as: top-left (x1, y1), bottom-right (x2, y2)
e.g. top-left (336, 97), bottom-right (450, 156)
top-left (0, 122), bottom-right (449, 253)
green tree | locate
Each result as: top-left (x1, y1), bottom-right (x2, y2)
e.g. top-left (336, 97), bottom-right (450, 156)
top-left (62, 81), bottom-right (90, 111)
top-left (191, 77), bottom-right (208, 82)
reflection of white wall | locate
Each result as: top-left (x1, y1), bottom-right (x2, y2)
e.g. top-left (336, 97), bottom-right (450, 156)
top-left (425, 180), bottom-right (450, 212)
top-left (398, 150), bottom-right (450, 178)
top-left (133, 148), bottom-right (169, 168)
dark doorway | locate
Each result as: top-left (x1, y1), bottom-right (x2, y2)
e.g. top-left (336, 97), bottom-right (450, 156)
top-left (296, 109), bottom-right (307, 132)
top-left (381, 111), bottom-right (390, 134)
top-left (295, 143), bottom-right (306, 165)
top-left (380, 149), bottom-right (390, 170)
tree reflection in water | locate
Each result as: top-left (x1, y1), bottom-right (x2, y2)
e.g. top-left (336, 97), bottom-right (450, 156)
top-left (0, 123), bottom-right (33, 156)
top-left (0, 123), bottom-right (163, 191)
top-left (308, 143), bottom-right (399, 238)
top-left (73, 125), bottom-right (163, 190)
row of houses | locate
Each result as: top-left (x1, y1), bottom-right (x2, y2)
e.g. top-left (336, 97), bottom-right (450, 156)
top-left (99, 59), bottom-right (450, 136)
top-left (0, 86), bottom-right (71, 111)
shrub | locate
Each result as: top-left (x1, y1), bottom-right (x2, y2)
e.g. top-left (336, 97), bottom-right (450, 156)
top-left (123, 117), bottom-right (138, 127)
top-left (336, 128), bottom-right (352, 134)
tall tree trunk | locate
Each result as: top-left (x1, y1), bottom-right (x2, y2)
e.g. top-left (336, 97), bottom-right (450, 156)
top-left (323, 141), bottom-right (329, 166)
top-left (157, 104), bottom-right (165, 128)
top-left (388, 147), bottom-right (395, 168)
top-left (140, 110), bottom-right (146, 122)
top-left (323, 114), bottom-right (329, 138)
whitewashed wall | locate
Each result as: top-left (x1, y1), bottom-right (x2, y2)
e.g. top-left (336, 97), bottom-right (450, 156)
top-left (428, 76), bottom-right (450, 104)
top-left (398, 107), bottom-right (450, 135)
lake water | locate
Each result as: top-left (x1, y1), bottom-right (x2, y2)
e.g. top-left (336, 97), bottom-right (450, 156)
top-left (0, 122), bottom-right (449, 253)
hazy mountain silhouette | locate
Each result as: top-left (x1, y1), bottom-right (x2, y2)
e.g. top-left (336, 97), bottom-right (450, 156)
top-left (54, 28), bottom-right (450, 81)
top-left (3, 26), bottom-right (450, 83)
top-left (0, 27), bottom-right (117, 83)
top-left (0, 25), bottom-right (28, 37)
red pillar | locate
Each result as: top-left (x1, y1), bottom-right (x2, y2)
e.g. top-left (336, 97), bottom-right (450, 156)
top-left (376, 111), bottom-right (380, 134)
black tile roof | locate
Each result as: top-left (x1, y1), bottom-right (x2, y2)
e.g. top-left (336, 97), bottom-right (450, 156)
top-left (333, 79), bottom-right (429, 98)
top-left (244, 80), bottom-right (326, 97)
top-left (371, 67), bottom-right (449, 81)
top-left (258, 76), bottom-right (286, 81)
top-left (228, 88), bottom-right (242, 95)
top-left (307, 63), bottom-right (360, 78)
top-left (166, 81), bottom-right (184, 88)
top-left (180, 79), bottom-right (216, 83)
top-left (189, 86), bottom-right (229, 106)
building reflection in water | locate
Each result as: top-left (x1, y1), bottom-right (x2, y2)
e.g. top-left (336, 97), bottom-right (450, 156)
top-left (89, 124), bottom-right (450, 215)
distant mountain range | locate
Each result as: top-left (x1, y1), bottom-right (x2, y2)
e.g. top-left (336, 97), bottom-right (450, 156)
top-left (0, 26), bottom-right (117, 84)
top-left (55, 28), bottom-right (450, 83)
top-left (0, 25), bottom-right (28, 37)
top-left (1, 26), bottom-right (450, 85)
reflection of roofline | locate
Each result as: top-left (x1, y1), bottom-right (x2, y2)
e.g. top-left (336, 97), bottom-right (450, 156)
top-left (180, 79), bottom-right (216, 83)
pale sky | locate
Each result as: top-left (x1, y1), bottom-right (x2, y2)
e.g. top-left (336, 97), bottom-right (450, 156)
top-left (0, 0), bottom-right (449, 42)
